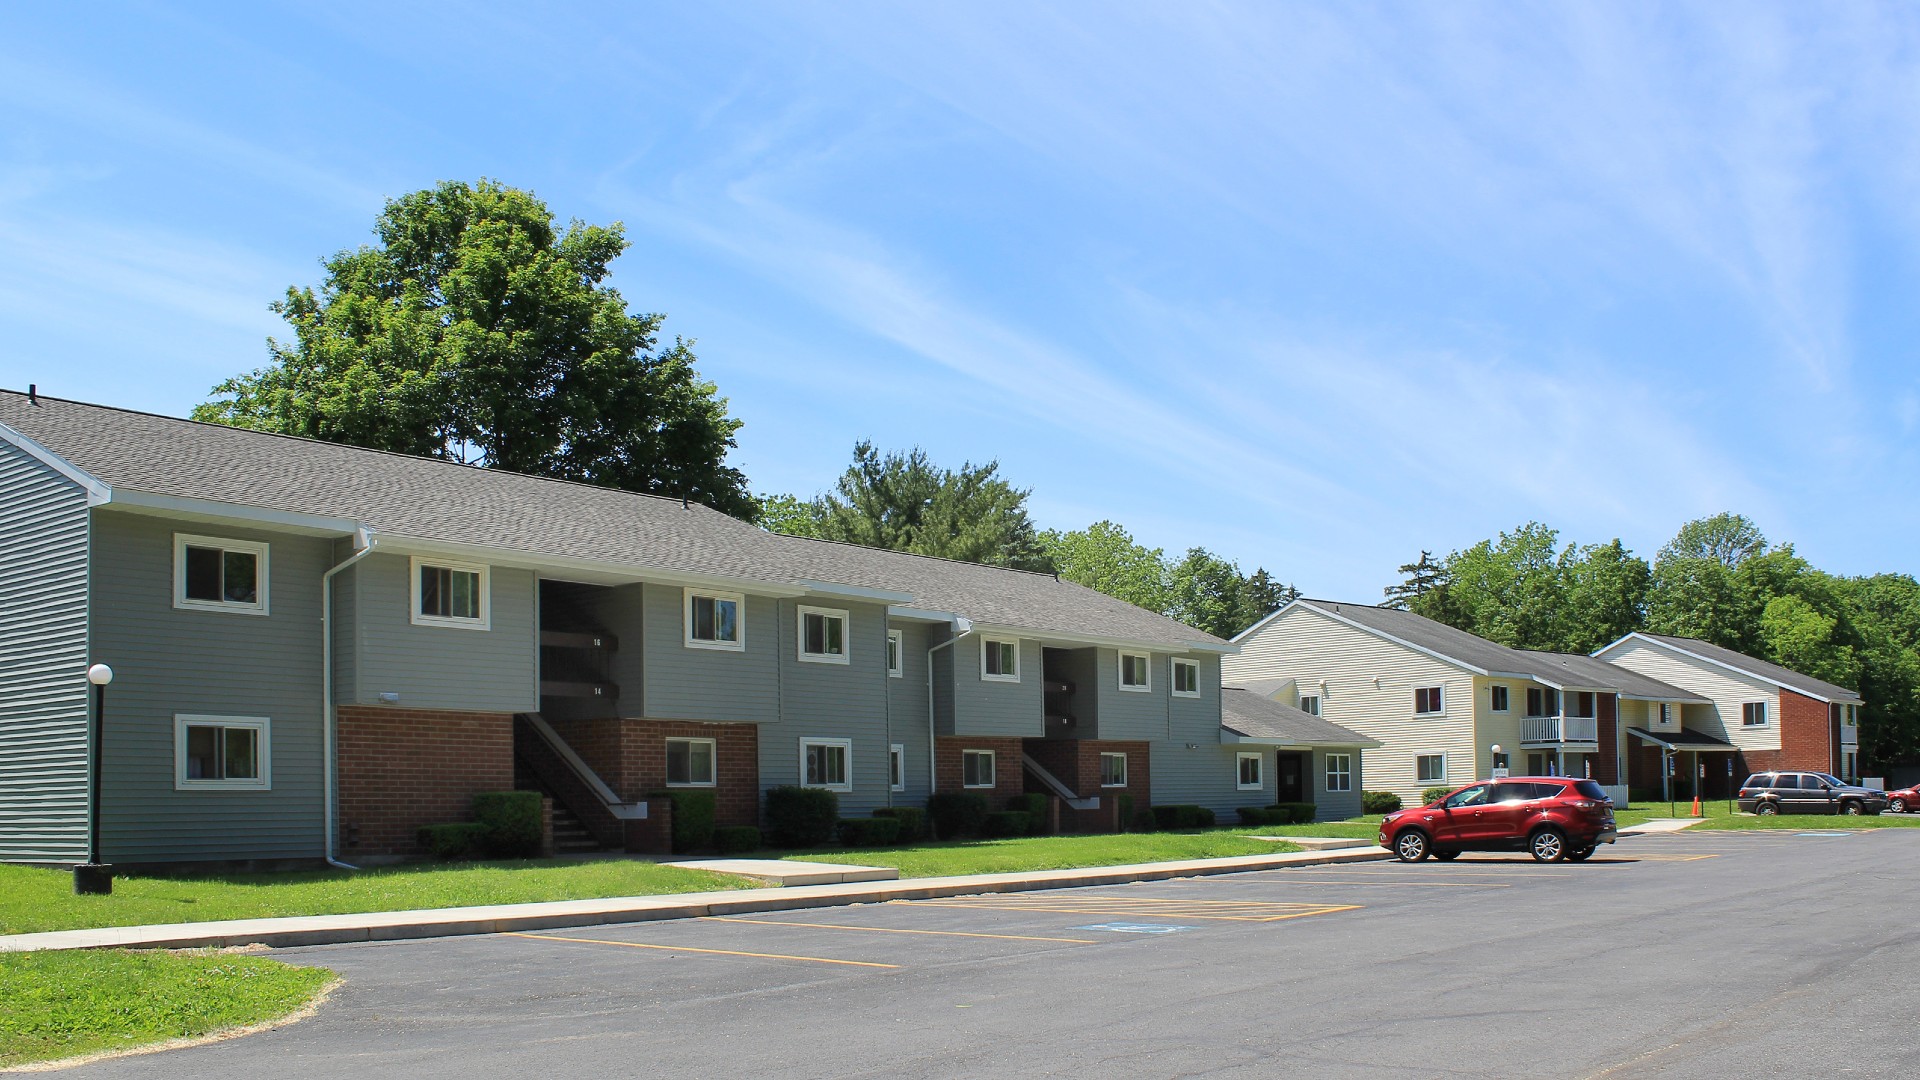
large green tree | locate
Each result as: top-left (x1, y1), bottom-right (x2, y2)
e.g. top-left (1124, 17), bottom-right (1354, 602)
top-left (1038, 521), bottom-right (1171, 612)
top-left (195, 179), bottom-right (752, 515)
top-left (796, 442), bottom-right (1051, 570)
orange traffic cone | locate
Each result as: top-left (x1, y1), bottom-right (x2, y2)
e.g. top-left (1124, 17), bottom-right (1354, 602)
top-left (1690, 795), bottom-right (1702, 817)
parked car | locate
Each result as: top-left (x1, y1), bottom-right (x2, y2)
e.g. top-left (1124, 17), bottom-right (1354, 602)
top-left (1378, 777), bottom-right (1618, 863)
top-left (1736, 772), bottom-right (1887, 816)
top-left (1888, 784), bottom-right (1920, 814)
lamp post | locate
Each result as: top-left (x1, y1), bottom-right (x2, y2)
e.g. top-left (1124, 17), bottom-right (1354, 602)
top-left (1490, 744), bottom-right (1506, 779)
top-left (73, 663), bottom-right (113, 896)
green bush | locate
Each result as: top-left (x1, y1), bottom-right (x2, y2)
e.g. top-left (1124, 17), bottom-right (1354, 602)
top-left (1131, 806), bottom-right (1158, 831)
top-left (471, 791), bottom-right (542, 857)
top-left (713, 825), bottom-right (762, 854)
top-left (1012, 793), bottom-right (1049, 834)
top-left (836, 817), bottom-right (902, 847)
top-left (764, 786), bottom-right (840, 847)
top-left (1237, 806), bottom-right (1281, 826)
top-left (873, 806), bottom-right (926, 843)
top-left (647, 789), bottom-right (717, 854)
top-left (1628, 787), bottom-right (1664, 805)
top-left (1279, 802), bottom-right (1317, 824)
top-left (1361, 790), bottom-right (1403, 814)
top-left (927, 792), bottom-right (991, 839)
top-left (1422, 786), bottom-right (1455, 806)
top-left (1117, 793), bottom-right (1136, 832)
top-left (1151, 804), bottom-right (1209, 830)
top-left (1195, 806), bottom-right (1216, 827)
top-left (418, 822), bottom-right (489, 860)
top-left (981, 810), bottom-right (1032, 838)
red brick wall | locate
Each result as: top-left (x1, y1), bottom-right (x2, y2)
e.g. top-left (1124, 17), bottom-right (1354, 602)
top-left (1595, 695), bottom-right (1619, 785)
top-left (337, 706), bottom-right (515, 857)
top-left (936, 736), bottom-right (1027, 808)
top-left (546, 717), bottom-right (759, 827)
top-left (1778, 690), bottom-right (1835, 774)
top-left (1023, 739), bottom-right (1152, 832)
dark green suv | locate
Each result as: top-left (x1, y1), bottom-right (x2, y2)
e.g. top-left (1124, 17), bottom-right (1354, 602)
top-left (1736, 772), bottom-right (1886, 816)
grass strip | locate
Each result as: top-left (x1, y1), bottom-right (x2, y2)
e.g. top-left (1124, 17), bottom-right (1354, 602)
top-left (0, 949), bottom-right (333, 1068)
top-left (1690, 813), bottom-right (1920, 831)
top-left (780, 832), bottom-right (1300, 877)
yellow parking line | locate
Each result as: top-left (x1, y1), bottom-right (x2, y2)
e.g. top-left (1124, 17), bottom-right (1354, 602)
top-left (700, 916), bottom-right (1097, 944)
top-left (903, 900), bottom-right (1357, 922)
top-left (1225, 878), bottom-right (1512, 888)
top-left (1627, 853), bottom-right (1720, 862)
top-left (502, 932), bottom-right (899, 968)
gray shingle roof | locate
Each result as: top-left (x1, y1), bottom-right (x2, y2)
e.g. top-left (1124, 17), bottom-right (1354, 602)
top-left (1513, 650), bottom-right (1706, 702)
top-left (1627, 633), bottom-right (1862, 704)
top-left (0, 390), bottom-right (1222, 651)
top-left (1221, 687), bottom-right (1379, 747)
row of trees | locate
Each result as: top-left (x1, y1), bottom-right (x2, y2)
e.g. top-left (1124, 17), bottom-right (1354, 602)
top-left (1386, 515), bottom-right (1920, 767)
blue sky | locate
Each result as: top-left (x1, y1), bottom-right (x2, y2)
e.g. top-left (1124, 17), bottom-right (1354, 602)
top-left (3, 3), bottom-right (1916, 599)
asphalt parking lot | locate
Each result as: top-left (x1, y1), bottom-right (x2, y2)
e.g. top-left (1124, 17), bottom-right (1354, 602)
top-left (63, 830), bottom-right (1920, 1079)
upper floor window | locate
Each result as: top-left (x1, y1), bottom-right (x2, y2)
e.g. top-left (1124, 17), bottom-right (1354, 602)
top-left (887, 630), bottom-right (905, 677)
top-left (1413, 686), bottom-right (1444, 714)
top-left (1526, 687), bottom-right (1560, 717)
top-left (411, 557), bottom-right (489, 629)
top-left (665, 737), bottom-right (716, 787)
top-left (1297, 694), bottom-right (1321, 716)
top-left (1172, 658), bottom-right (1200, 697)
top-left (175, 715), bottom-right (270, 790)
top-left (685, 590), bottom-right (743, 651)
top-left (1489, 685), bottom-right (1509, 713)
top-left (1656, 703), bottom-right (1674, 725)
top-left (982, 638), bottom-right (1020, 682)
top-left (1742, 701), bottom-right (1768, 727)
top-left (797, 605), bottom-right (849, 664)
top-left (1844, 704), bottom-right (1857, 727)
top-left (1119, 651), bottom-right (1151, 692)
top-left (174, 534), bottom-right (269, 616)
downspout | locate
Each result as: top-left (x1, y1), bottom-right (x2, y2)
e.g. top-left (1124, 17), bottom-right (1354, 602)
top-left (926, 618), bottom-right (974, 796)
top-left (321, 528), bottom-right (375, 870)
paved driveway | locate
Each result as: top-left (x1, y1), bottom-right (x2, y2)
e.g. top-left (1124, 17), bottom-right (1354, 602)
top-left (64, 830), bottom-right (1920, 1079)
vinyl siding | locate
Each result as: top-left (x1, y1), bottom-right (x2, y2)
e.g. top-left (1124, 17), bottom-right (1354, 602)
top-left (328, 543), bottom-right (358, 708)
top-left (947, 637), bottom-right (1044, 738)
top-left (88, 511), bottom-right (328, 861)
top-left (1224, 604), bottom-right (1479, 805)
top-left (1150, 741), bottom-right (1260, 816)
top-left (344, 552), bottom-right (535, 713)
top-left (1094, 648), bottom-right (1172, 741)
top-left (640, 583), bottom-right (778, 723)
top-left (0, 441), bottom-right (90, 862)
top-left (1311, 749), bottom-right (1364, 821)
top-left (757, 600), bottom-right (895, 815)
top-left (1599, 640), bottom-right (1780, 753)
top-left (1145, 653), bottom-right (1240, 814)
top-left (886, 620), bottom-right (935, 805)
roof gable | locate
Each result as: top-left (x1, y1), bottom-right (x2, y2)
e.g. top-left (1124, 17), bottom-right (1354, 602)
top-left (1597, 632), bottom-right (1861, 704)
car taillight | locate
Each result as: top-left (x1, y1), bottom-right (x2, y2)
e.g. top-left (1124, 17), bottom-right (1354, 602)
top-left (1572, 800), bottom-right (1596, 809)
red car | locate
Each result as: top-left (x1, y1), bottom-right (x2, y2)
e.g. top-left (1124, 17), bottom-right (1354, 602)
top-left (1888, 784), bottom-right (1920, 814)
top-left (1379, 777), bottom-right (1619, 863)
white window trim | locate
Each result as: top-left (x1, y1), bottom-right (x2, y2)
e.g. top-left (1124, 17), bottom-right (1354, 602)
top-left (1100, 751), bottom-right (1128, 788)
top-left (172, 533), bottom-right (270, 616)
top-left (889, 742), bottom-right (906, 792)
top-left (1171, 658), bottom-right (1201, 698)
top-left (174, 714), bottom-right (271, 791)
top-left (1297, 694), bottom-right (1321, 717)
top-left (799, 737), bottom-right (853, 792)
top-left (1236, 751), bottom-right (1264, 791)
top-left (409, 556), bottom-right (491, 630)
top-left (1413, 686), bottom-right (1445, 716)
top-left (1415, 751), bottom-right (1448, 785)
top-left (683, 588), bottom-right (745, 652)
top-left (961, 748), bottom-right (997, 789)
top-left (980, 637), bottom-right (1021, 682)
top-left (887, 629), bottom-right (905, 678)
top-left (1326, 753), bottom-right (1353, 793)
top-left (1118, 650), bottom-right (1152, 693)
top-left (664, 737), bottom-right (717, 788)
top-left (1742, 701), bottom-right (1769, 727)
top-left (796, 605), bottom-right (851, 665)
top-left (1490, 684), bottom-right (1510, 713)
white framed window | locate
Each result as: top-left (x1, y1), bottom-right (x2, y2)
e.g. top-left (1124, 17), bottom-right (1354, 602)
top-left (1297, 694), bottom-right (1321, 716)
top-left (981, 638), bottom-right (1020, 682)
top-left (1490, 685), bottom-right (1509, 713)
top-left (797, 605), bottom-right (849, 664)
top-left (411, 557), bottom-right (489, 629)
top-left (1845, 704), bottom-right (1857, 727)
top-left (684, 589), bottom-right (744, 651)
top-left (173, 534), bottom-right (269, 616)
top-left (174, 715), bottom-right (270, 790)
top-left (1171, 658), bottom-right (1200, 698)
top-left (1236, 751), bottom-right (1264, 790)
top-left (887, 630), bottom-right (905, 678)
top-left (1118, 651), bottom-right (1151, 692)
top-left (1413, 686), bottom-right (1444, 715)
top-left (962, 749), bottom-right (996, 788)
top-left (1100, 751), bottom-right (1128, 788)
top-left (665, 737), bottom-right (716, 787)
top-left (1656, 703), bottom-right (1674, 726)
top-left (1416, 753), bottom-right (1447, 784)
top-left (1742, 701), bottom-right (1768, 727)
top-left (889, 743), bottom-right (906, 791)
top-left (801, 738), bottom-right (852, 792)
top-left (1326, 753), bottom-right (1352, 792)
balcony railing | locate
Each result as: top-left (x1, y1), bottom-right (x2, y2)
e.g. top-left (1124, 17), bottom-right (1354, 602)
top-left (1522, 715), bottom-right (1598, 743)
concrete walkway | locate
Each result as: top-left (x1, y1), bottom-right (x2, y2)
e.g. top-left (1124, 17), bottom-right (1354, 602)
top-left (0, 846), bottom-right (1390, 955)
top-left (1620, 817), bottom-right (1707, 835)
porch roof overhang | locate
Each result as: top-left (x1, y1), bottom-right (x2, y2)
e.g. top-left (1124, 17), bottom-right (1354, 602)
top-left (1627, 728), bottom-right (1741, 752)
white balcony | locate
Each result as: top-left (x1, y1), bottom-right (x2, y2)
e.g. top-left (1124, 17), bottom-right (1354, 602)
top-left (1522, 715), bottom-right (1598, 744)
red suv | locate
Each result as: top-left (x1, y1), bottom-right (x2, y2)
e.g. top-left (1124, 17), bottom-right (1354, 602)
top-left (1379, 777), bottom-right (1618, 863)
top-left (1887, 783), bottom-right (1919, 814)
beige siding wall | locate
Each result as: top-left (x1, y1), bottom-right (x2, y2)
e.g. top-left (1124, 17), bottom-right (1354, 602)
top-left (1602, 640), bottom-right (1780, 752)
top-left (1224, 605), bottom-right (1478, 805)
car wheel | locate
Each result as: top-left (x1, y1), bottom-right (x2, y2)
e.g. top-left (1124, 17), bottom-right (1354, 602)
top-left (1892, 798), bottom-right (1908, 814)
top-left (1393, 830), bottom-right (1430, 862)
top-left (1567, 845), bottom-right (1595, 862)
top-left (1528, 828), bottom-right (1567, 863)
top-left (1755, 802), bottom-right (1780, 816)
top-left (1841, 800), bottom-right (1863, 816)
top-left (1433, 849), bottom-right (1460, 861)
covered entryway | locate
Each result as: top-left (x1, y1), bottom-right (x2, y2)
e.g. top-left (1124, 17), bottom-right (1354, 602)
top-left (1627, 728), bottom-right (1741, 801)
top-left (1275, 751), bottom-right (1308, 803)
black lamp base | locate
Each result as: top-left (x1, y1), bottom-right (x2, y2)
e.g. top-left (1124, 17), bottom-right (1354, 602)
top-left (72, 862), bottom-right (113, 895)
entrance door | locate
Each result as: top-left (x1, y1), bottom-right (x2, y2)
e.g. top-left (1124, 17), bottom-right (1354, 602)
top-left (1276, 753), bottom-right (1307, 803)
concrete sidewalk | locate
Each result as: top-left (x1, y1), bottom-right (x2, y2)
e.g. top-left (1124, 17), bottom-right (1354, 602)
top-left (0, 845), bottom-right (1391, 954)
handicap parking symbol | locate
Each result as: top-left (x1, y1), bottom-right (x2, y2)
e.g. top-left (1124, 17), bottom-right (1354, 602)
top-left (1073, 922), bottom-right (1194, 934)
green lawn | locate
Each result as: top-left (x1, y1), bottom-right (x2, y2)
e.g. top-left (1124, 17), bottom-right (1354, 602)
top-left (0, 860), bottom-right (750, 937)
top-left (779, 831), bottom-right (1302, 877)
top-left (0, 949), bottom-right (333, 1068)
top-left (1691, 812), bottom-right (1920, 831)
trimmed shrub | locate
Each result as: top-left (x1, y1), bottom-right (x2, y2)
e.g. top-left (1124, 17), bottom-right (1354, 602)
top-left (648, 789), bottom-right (717, 854)
top-left (872, 806), bottom-right (926, 843)
top-left (1238, 806), bottom-right (1280, 826)
top-left (765, 786), bottom-right (840, 847)
top-left (981, 810), bottom-right (1032, 838)
top-left (1422, 786), bottom-right (1455, 807)
top-left (1012, 793), bottom-right (1049, 835)
top-left (837, 817), bottom-right (902, 847)
top-left (418, 822), bottom-right (489, 861)
top-left (1117, 793), bottom-right (1136, 832)
top-left (1362, 790), bottom-right (1402, 814)
top-left (713, 825), bottom-right (762, 854)
top-left (1279, 802), bottom-right (1317, 824)
top-left (1151, 804), bottom-right (1208, 830)
top-left (472, 791), bottom-right (542, 857)
top-left (1195, 806), bottom-right (1216, 827)
top-left (1131, 807), bottom-right (1158, 831)
top-left (927, 792), bottom-right (991, 839)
